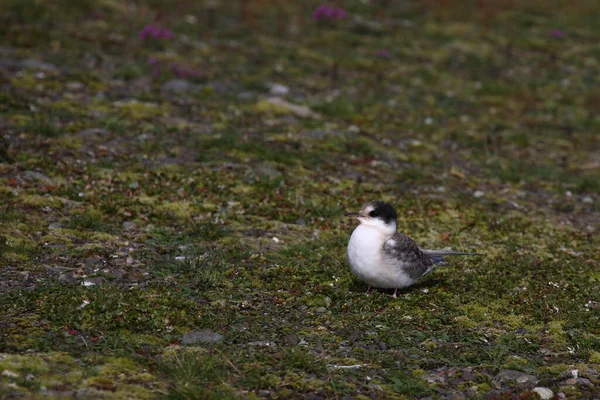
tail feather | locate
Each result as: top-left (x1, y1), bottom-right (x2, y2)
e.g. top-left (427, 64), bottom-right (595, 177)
top-left (421, 249), bottom-right (483, 257)
top-left (422, 249), bottom-right (482, 266)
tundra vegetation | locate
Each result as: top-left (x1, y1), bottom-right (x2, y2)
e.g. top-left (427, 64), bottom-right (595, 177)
top-left (0, 1), bottom-right (599, 398)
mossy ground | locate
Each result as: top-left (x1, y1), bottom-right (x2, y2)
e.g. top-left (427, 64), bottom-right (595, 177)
top-left (1, 1), bottom-right (599, 398)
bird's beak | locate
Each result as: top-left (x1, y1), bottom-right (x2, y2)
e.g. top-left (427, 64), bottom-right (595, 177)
top-left (344, 212), bottom-right (359, 217)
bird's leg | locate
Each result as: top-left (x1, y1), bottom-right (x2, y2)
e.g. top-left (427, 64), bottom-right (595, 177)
top-left (392, 288), bottom-right (398, 298)
top-left (365, 286), bottom-right (372, 295)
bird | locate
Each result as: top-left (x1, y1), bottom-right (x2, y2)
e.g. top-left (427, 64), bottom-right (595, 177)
top-left (345, 200), bottom-right (481, 297)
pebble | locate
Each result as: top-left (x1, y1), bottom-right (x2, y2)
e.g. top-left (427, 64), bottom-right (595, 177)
top-left (531, 387), bottom-right (553, 399)
top-left (1, 370), bottom-right (19, 378)
top-left (22, 170), bottom-right (55, 185)
top-left (182, 329), bottom-right (223, 344)
top-left (247, 340), bottom-right (276, 347)
top-left (161, 79), bottom-right (195, 93)
top-left (84, 257), bottom-right (102, 268)
top-left (122, 221), bottom-right (137, 231)
top-left (559, 369), bottom-right (578, 380)
top-left (20, 59), bottom-right (58, 72)
top-left (284, 333), bottom-right (299, 346)
top-left (368, 383), bottom-right (383, 392)
top-left (66, 81), bottom-right (84, 91)
top-left (494, 369), bottom-right (539, 385)
top-left (566, 377), bottom-right (594, 388)
top-left (82, 277), bottom-right (104, 287)
top-left (262, 97), bottom-right (320, 119)
top-left (315, 307), bottom-right (327, 314)
top-left (268, 82), bottom-right (289, 96)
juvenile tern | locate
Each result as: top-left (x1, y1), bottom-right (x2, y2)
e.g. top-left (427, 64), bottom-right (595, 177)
top-left (345, 200), bottom-right (480, 297)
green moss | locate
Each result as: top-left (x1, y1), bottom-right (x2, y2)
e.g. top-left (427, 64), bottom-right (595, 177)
top-left (589, 351), bottom-right (600, 364)
top-left (547, 320), bottom-right (568, 346)
top-left (1, 1), bottom-right (600, 398)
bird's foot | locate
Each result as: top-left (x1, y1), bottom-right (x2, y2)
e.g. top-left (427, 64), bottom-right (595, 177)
top-left (389, 288), bottom-right (398, 298)
top-left (365, 286), bottom-right (373, 295)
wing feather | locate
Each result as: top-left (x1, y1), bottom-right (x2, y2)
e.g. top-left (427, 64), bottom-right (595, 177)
top-left (382, 233), bottom-right (436, 280)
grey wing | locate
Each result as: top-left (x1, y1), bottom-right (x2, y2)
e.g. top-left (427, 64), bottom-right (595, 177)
top-left (382, 233), bottom-right (436, 280)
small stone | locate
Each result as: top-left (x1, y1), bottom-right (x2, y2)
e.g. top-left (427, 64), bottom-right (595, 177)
top-left (247, 340), bottom-right (276, 347)
top-left (182, 329), bottom-right (223, 344)
top-left (314, 337), bottom-right (323, 353)
top-left (495, 369), bottom-right (538, 385)
top-left (348, 125), bottom-right (360, 134)
top-left (575, 378), bottom-right (594, 388)
top-left (460, 369), bottom-right (476, 382)
top-left (268, 82), bottom-right (289, 96)
top-left (1, 370), bottom-right (19, 378)
top-left (258, 390), bottom-right (271, 397)
top-left (559, 369), bottom-right (578, 380)
top-left (368, 383), bottom-right (383, 392)
top-left (124, 271), bottom-right (140, 282)
top-left (582, 196), bottom-right (593, 204)
top-left (161, 79), bottom-right (195, 93)
top-left (284, 333), bottom-right (299, 346)
top-left (258, 97), bottom-right (320, 119)
top-left (473, 190), bottom-right (485, 198)
top-left (84, 257), bottom-right (102, 268)
top-left (122, 221), bottom-right (137, 231)
top-left (109, 269), bottom-right (124, 279)
top-left (20, 59), bottom-right (58, 72)
top-left (45, 243), bottom-right (66, 249)
top-left (66, 81), bottom-right (84, 91)
top-left (129, 181), bottom-right (139, 189)
top-left (22, 170), bottom-right (55, 185)
top-left (82, 277), bottom-right (104, 287)
top-left (423, 373), bottom-right (446, 384)
top-left (48, 222), bottom-right (62, 230)
top-left (378, 342), bottom-right (387, 350)
top-left (295, 218), bottom-right (306, 225)
top-left (315, 307), bottom-right (327, 314)
top-left (532, 387), bottom-right (554, 400)
top-left (58, 273), bottom-right (79, 285)
top-left (47, 265), bottom-right (74, 275)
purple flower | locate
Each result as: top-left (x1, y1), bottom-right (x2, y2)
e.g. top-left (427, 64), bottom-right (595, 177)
top-left (149, 57), bottom-right (159, 65)
top-left (139, 25), bottom-right (175, 40)
top-left (312, 4), bottom-right (348, 20)
top-left (550, 29), bottom-right (565, 39)
top-left (333, 7), bottom-right (347, 19)
top-left (376, 49), bottom-right (390, 58)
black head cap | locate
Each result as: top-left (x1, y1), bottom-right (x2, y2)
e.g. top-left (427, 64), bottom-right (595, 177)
top-left (365, 201), bottom-right (397, 225)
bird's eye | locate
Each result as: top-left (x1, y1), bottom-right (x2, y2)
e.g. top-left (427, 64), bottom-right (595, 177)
top-left (369, 210), bottom-right (378, 217)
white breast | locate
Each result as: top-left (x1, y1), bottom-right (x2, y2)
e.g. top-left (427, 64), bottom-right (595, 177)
top-left (347, 225), bottom-right (414, 289)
